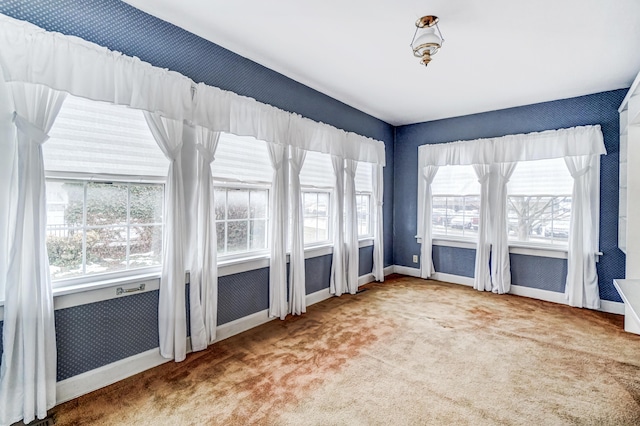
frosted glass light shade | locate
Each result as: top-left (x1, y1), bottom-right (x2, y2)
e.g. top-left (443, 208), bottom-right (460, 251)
top-left (413, 27), bottom-right (441, 56)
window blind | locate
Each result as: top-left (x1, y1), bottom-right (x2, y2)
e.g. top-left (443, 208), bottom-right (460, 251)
top-left (355, 162), bottom-right (373, 193)
top-left (212, 133), bottom-right (272, 185)
top-left (44, 94), bottom-right (169, 177)
top-left (508, 158), bottom-right (573, 195)
top-left (300, 150), bottom-right (334, 189)
top-left (431, 165), bottom-right (480, 195)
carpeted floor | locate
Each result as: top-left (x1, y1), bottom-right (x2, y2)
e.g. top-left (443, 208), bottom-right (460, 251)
top-left (52, 275), bottom-right (640, 425)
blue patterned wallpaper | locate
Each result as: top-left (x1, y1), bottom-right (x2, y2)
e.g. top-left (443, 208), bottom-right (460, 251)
top-left (433, 246), bottom-right (476, 278)
top-left (55, 291), bottom-right (160, 381)
top-left (0, 320), bottom-right (3, 361)
top-left (306, 254), bottom-right (333, 295)
top-left (394, 89), bottom-right (627, 302)
top-left (510, 254), bottom-right (568, 293)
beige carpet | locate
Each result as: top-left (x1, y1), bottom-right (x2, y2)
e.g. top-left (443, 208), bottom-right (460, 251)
top-left (52, 275), bottom-right (640, 425)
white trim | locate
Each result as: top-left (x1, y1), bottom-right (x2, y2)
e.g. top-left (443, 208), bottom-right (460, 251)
top-left (53, 277), bottom-right (160, 310)
top-left (509, 245), bottom-right (568, 259)
top-left (393, 265), bottom-right (421, 277)
top-left (432, 238), bottom-right (476, 250)
top-left (218, 256), bottom-right (270, 277)
top-left (56, 346), bottom-right (170, 404)
top-left (431, 272), bottom-right (474, 287)
top-left (384, 265), bottom-right (394, 276)
top-left (304, 244), bottom-right (333, 259)
top-left (213, 309), bottom-right (272, 343)
top-left (509, 284), bottom-right (568, 305)
top-left (358, 273), bottom-right (375, 286)
top-left (600, 299), bottom-right (625, 315)
top-left (51, 286), bottom-right (336, 403)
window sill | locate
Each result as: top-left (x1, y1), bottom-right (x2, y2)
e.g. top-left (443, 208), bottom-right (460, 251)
top-left (0, 239), bottom-right (378, 318)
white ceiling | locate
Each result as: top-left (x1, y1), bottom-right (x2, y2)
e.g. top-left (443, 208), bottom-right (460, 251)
top-left (123, 0), bottom-right (640, 126)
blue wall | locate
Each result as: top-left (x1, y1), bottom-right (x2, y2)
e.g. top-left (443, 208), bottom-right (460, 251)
top-left (394, 89), bottom-right (626, 302)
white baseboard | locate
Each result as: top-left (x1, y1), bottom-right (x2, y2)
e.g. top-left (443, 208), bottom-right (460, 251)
top-left (509, 284), bottom-right (568, 305)
top-left (56, 346), bottom-right (170, 404)
top-left (393, 265), bottom-right (421, 277)
top-left (600, 299), bottom-right (625, 315)
top-left (431, 272), bottom-right (474, 287)
top-left (358, 273), bottom-right (375, 286)
top-left (54, 284), bottom-right (339, 404)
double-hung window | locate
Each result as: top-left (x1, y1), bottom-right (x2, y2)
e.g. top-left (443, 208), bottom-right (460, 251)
top-left (431, 165), bottom-right (480, 239)
top-left (300, 151), bottom-right (333, 246)
top-left (44, 94), bottom-right (168, 283)
top-left (355, 162), bottom-right (373, 238)
top-left (507, 158), bottom-right (574, 246)
top-left (212, 133), bottom-right (272, 258)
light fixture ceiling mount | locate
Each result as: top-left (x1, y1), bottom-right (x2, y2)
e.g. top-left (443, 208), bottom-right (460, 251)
top-left (410, 15), bottom-right (444, 67)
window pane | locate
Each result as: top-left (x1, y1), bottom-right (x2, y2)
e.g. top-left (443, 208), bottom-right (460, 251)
top-left (216, 222), bottom-right (226, 253)
top-left (129, 225), bottom-right (162, 267)
top-left (304, 217), bottom-right (319, 243)
top-left (304, 192), bottom-right (317, 215)
top-left (227, 221), bottom-right (248, 252)
top-left (214, 189), bottom-right (226, 220)
top-left (47, 181), bottom-right (84, 228)
top-left (508, 196), bottom-right (571, 245)
top-left (130, 184), bottom-right (163, 224)
top-left (250, 219), bottom-right (267, 250)
top-left (317, 217), bottom-right (329, 242)
top-left (86, 227), bottom-right (127, 274)
top-left (227, 189), bottom-right (249, 220)
top-left (86, 182), bottom-right (128, 226)
top-left (249, 190), bottom-right (268, 219)
top-left (357, 194), bottom-right (371, 236)
top-left (317, 193), bottom-right (329, 216)
top-left (47, 230), bottom-right (84, 280)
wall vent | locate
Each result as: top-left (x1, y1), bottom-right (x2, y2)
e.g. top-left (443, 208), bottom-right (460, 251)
top-left (18, 417), bottom-right (55, 426)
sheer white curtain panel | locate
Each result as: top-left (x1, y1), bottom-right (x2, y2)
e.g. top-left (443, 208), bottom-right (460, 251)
top-left (372, 164), bottom-right (385, 281)
top-left (419, 166), bottom-right (439, 279)
top-left (0, 63), bottom-right (15, 303)
top-left (143, 112), bottom-right (187, 362)
top-left (267, 143), bottom-right (289, 319)
top-left (345, 159), bottom-right (359, 294)
top-left (564, 155), bottom-right (600, 309)
top-left (330, 156), bottom-right (347, 296)
top-left (490, 163), bottom-right (517, 294)
top-left (189, 127), bottom-right (221, 349)
top-left (289, 146), bottom-right (307, 315)
top-left (472, 164), bottom-right (492, 292)
top-left (0, 83), bottom-right (66, 426)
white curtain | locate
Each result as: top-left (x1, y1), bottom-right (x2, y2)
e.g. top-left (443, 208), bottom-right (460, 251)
top-left (0, 83), bottom-right (66, 426)
top-left (419, 166), bottom-right (439, 279)
top-left (330, 156), bottom-right (347, 296)
top-left (289, 146), bottom-right (307, 315)
top-left (473, 164), bottom-right (492, 292)
top-left (372, 164), bottom-right (385, 282)
top-left (267, 143), bottom-right (288, 319)
top-left (189, 127), bottom-right (221, 350)
top-left (0, 62), bottom-right (15, 303)
top-left (490, 162), bottom-right (517, 294)
top-left (143, 112), bottom-right (187, 362)
top-left (564, 155), bottom-right (600, 309)
top-left (345, 159), bottom-right (359, 294)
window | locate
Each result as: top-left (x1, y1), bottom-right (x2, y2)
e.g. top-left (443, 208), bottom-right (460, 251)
top-left (303, 191), bottom-right (330, 244)
top-left (355, 162), bottom-right (373, 237)
top-left (507, 158), bottom-right (573, 245)
top-left (301, 151), bottom-right (334, 245)
top-left (212, 133), bottom-right (272, 257)
top-left (46, 180), bottom-right (163, 280)
top-left (44, 95), bottom-right (168, 283)
top-left (214, 188), bottom-right (268, 255)
top-left (431, 165), bottom-right (480, 239)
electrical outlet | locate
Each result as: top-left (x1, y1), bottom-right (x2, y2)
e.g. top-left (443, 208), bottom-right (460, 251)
top-left (412, 255), bottom-right (419, 263)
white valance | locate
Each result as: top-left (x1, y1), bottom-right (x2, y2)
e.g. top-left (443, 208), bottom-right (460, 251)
top-left (0, 13), bottom-right (385, 165)
top-left (418, 125), bottom-right (606, 167)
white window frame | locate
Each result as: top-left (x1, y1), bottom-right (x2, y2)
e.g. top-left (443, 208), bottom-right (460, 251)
top-left (213, 183), bottom-right (270, 261)
top-left (45, 173), bottom-right (165, 289)
top-left (301, 188), bottom-right (332, 247)
top-left (356, 191), bottom-right (374, 239)
top-left (431, 194), bottom-right (480, 242)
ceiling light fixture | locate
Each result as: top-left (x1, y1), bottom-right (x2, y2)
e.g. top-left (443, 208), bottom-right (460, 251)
top-left (410, 15), bottom-right (444, 67)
